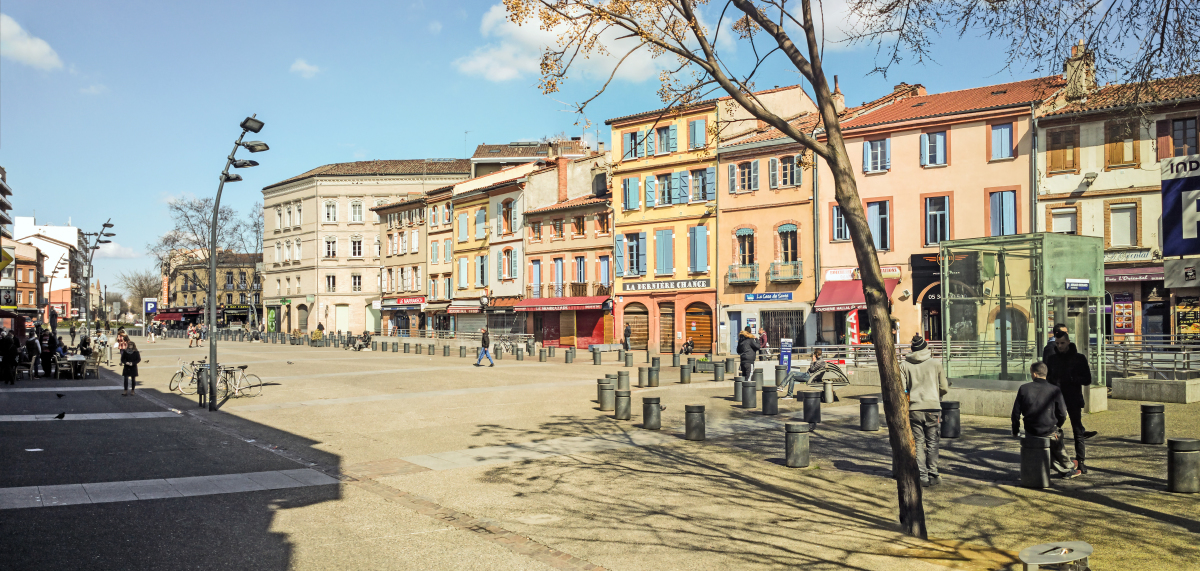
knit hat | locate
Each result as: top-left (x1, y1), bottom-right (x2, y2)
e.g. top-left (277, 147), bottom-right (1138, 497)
top-left (910, 334), bottom-right (928, 352)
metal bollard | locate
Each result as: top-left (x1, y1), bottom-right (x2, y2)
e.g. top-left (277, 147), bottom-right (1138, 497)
top-left (785, 423), bottom-right (812, 468)
top-left (648, 367), bottom-right (660, 387)
top-left (672, 354), bottom-right (680, 368)
top-left (615, 390), bottom-right (631, 420)
top-left (416, 344), bottom-right (423, 354)
top-left (516, 348), bottom-right (524, 361)
top-left (687, 357), bottom-right (697, 372)
top-left (548, 346), bottom-right (555, 358)
top-left (372, 341), bottom-right (378, 351)
top-left (599, 385), bottom-right (616, 411)
top-left (860, 396), bottom-right (881, 431)
top-left (381, 341), bottom-right (388, 352)
top-left (733, 376), bottom-right (743, 399)
top-left (642, 397), bottom-right (662, 430)
top-left (617, 371), bottom-right (630, 391)
top-left (618, 349), bottom-right (626, 362)
top-left (823, 380), bottom-right (835, 403)
top-left (1142, 404), bottom-right (1165, 445)
top-left (624, 352), bottom-right (633, 367)
top-left (1168, 438), bottom-right (1200, 493)
top-left (443, 345), bottom-right (450, 357)
top-left (762, 386), bottom-right (778, 415)
top-left (596, 379), bottom-right (610, 403)
top-left (713, 365), bottom-right (724, 383)
top-left (941, 401), bottom-right (961, 438)
top-left (539, 349), bottom-right (547, 362)
top-left (679, 365), bottom-right (691, 384)
top-left (741, 381), bottom-right (757, 409)
top-left (401, 342), bottom-right (409, 353)
top-left (460, 346), bottom-right (466, 358)
top-left (1020, 436), bottom-right (1052, 489)
top-left (725, 357), bottom-right (737, 374)
top-left (802, 392), bottom-right (821, 424)
top-left (775, 365), bottom-right (787, 387)
top-left (495, 347), bottom-right (503, 360)
top-left (564, 350), bottom-right (573, 364)
top-left (593, 349), bottom-right (601, 365)
top-left (638, 367), bottom-right (647, 388)
top-left (392, 342), bottom-right (398, 352)
top-left (751, 369), bottom-right (763, 390)
top-left (652, 357), bottom-right (660, 369)
top-left (685, 405), bottom-right (705, 441)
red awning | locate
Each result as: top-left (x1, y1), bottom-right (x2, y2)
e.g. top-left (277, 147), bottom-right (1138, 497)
top-left (515, 296), bottom-right (609, 312)
top-left (814, 279), bottom-right (899, 312)
top-left (1104, 266), bottom-right (1163, 282)
top-left (154, 313), bottom-right (183, 321)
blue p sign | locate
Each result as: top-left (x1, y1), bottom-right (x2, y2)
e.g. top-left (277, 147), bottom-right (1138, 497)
top-left (144, 300), bottom-right (157, 314)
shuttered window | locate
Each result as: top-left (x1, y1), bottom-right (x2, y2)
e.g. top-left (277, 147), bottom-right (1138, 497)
top-left (654, 229), bottom-right (674, 275)
top-left (1110, 205), bottom-right (1137, 247)
top-left (990, 123), bottom-right (1014, 160)
top-left (1105, 121), bottom-right (1139, 168)
top-left (1047, 128), bottom-right (1079, 174)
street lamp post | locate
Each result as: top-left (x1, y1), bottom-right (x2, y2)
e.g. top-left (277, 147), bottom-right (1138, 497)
top-left (207, 115), bottom-right (268, 411)
top-left (81, 220), bottom-right (115, 338)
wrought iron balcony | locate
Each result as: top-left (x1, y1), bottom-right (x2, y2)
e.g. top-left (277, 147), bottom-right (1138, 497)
top-left (568, 282), bottom-right (588, 297)
top-left (768, 260), bottom-right (804, 283)
top-left (526, 284), bottom-right (542, 299)
top-left (594, 283), bottom-right (613, 297)
top-left (726, 263), bottom-right (759, 284)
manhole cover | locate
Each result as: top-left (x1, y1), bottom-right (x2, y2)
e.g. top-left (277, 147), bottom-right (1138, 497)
top-left (950, 494), bottom-right (1016, 508)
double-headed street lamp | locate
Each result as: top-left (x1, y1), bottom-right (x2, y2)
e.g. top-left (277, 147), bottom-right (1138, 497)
top-left (207, 115), bottom-right (268, 411)
top-left (81, 221), bottom-right (116, 335)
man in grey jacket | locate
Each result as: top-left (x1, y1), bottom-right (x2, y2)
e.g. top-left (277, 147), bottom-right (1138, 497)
top-left (901, 334), bottom-right (950, 487)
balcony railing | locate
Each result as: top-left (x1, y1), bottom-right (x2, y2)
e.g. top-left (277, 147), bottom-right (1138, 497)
top-left (726, 263), bottom-right (759, 284)
top-left (526, 284), bottom-right (542, 299)
top-left (569, 282), bottom-right (588, 297)
top-left (768, 260), bottom-right (804, 282)
top-left (594, 283), bottom-right (613, 297)
top-left (526, 282), bottom-right (613, 299)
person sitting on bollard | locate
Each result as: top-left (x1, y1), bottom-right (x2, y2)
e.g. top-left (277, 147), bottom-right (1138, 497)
top-left (473, 328), bottom-right (494, 367)
top-left (901, 334), bottom-right (949, 487)
top-left (1045, 330), bottom-right (1097, 475)
top-left (737, 326), bottom-right (760, 381)
top-left (1012, 361), bottom-right (1079, 479)
top-left (782, 348), bottom-right (826, 399)
top-left (678, 337), bottom-right (694, 355)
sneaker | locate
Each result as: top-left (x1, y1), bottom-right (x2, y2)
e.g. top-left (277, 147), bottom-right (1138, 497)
top-left (1063, 469), bottom-right (1083, 479)
top-left (928, 475), bottom-right (941, 487)
top-left (1082, 430), bottom-right (1098, 440)
top-left (920, 478), bottom-right (930, 487)
top-left (488, 363), bottom-right (494, 367)
top-left (1076, 460), bottom-right (1089, 474)
top-left (473, 363), bottom-right (482, 367)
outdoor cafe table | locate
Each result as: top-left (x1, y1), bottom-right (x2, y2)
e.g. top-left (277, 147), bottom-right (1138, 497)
top-left (67, 355), bottom-right (86, 379)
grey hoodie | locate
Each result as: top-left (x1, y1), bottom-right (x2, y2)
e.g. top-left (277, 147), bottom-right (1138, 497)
top-left (900, 348), bottom-right (949, 412)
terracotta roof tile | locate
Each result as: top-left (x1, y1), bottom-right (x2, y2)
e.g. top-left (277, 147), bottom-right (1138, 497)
top-left (721, 84), bottom-right (924, 147)
top-left (472, 141), bottom-right (590, 159)
top-left (370, 195), bottom-right (427, 212)
top-left (1042, 74), bottom-right (1200, 117)
top-left (839, 76), bottom-right (1066, 130)
top-left (525, 195), bottom-right (611, 215)
top-left (605, 84), bottom-right (809, 126)
top-left (264, 159), bottom-right (470, 190)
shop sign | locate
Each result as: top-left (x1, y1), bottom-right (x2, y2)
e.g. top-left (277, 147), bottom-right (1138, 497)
top-left (1065, 279), bottom-right (1090, 291)
top-left (745, 292), bottom-right (792, 302)
top-left (1161, 154), bottom-right (1200, 257)
top-left (1104, 248), bottom-right (1154, 263)
top-left (372, 300), bottom-right (382, 310)
top-left (1164, 258), bottom-right (1200, 288)
top-left (622, 279), bottom-right (710, 291)
top-left (0, 287), bottom-right (14, 308)
top-left (393, 296), bottom-right (426, 305)
top-left (779, 338), bottom-right (793, 372)
top-left (825, 266), bottom-right (902, 282)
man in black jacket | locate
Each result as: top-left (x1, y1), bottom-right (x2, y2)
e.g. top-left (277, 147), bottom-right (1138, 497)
top-left (737, 326), bottom-right (760, 381)
top-left (473, 328), bottom-right (494, 367)
top-left (1042, 323), bottom-right (1068, 363)
top-left (1012, 361), bottom-right (1078, 477)
top-left (623, 323), bottom-right (632, 351)
top-left (1045, 330), bottom-right (1098, 474)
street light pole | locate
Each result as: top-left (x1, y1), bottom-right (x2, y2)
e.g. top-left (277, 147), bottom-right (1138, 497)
top-left (81, 220), bottom-right (114, 337)
top-left (207, 115), bottom-right (268, 411)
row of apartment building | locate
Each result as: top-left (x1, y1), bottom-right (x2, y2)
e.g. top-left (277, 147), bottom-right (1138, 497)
top-left (256, 41), bottom-right (1200, 353)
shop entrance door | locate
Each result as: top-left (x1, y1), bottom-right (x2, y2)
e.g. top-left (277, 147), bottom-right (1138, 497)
top-left (624, 303), bottom-right (649, 350)
top-left (576, 310), bottom-right (603, 348)
top-left (684, 303), bottom-right (713, 354)
top-left (541, 312), bottom-right (561, 346)
top-left (658, 302), bottom-right (675, 353)
top-left (728, 311), bottom-right (741, 355)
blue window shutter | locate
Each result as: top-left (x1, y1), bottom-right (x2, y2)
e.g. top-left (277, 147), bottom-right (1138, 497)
top-left (688, 120), bottom-right (696, 149)
top-left (678, 171), bottom-right (689, 202)
top-left (794, 156), bottom-right (802, 186)
top-left (671, 172), bottom-right (681, 203)
top-left (936, 132), bottom-right (946, 165)
top-left (697, 225), bottom-right (709, 271)
top-left (669, 124), bottom-right (678, 152)
top-left (615, 234), bottom-right (625, 276)
top-left (919, 133), bottom-right (929, 166)
top-left (863, 141), bottom-right (870, 172)
top-left (1004, 124), bottom-right (1013, 157)
top-left (705, 167), bottom-right (716, 200)
top-left (476, 209), bottom-right (486, 239)
top-left (751, 160), bottom-right (759, 190)
top-left (991, 126), bottom-right (1002, 160)
top-left (769, 158), bottom-right (778, 189)
top-left (884, 138), bottom-right (892, 170)
top-left (728, 164), bottom-right (737, 193)
top-left (666, 229), bottom-right (674, 273)
top-left (697, 119), bottom-right (706, 147)
top-left (655, 230), bottom-right (665, 274)
top-left (498, 252), bottom-right (504, 279)
top-left (645, 175), bottom-right (656, 207)
top-left (637, 130), bottom-right (645, 157)
top-left (638, 232), bottom-right (647, 276)
top-left (459, 213), bottom-right (467, 241)
top-left (687, 227), bottom-right (696, 272)
top-left (624, 133), bottom-right (633, 159)
top-left (646, 129), bottom-right (655, 155)
top-left (622, 179), bottom-right (631, 210)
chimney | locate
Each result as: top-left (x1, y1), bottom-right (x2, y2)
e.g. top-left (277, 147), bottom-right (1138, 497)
top-left (597, 141), bottom-right (605, 155)
top-left (831, 75), bottom-right (846, 114)
top-left (556, 157), bottom-right (570, 203)
top-left (1063, 39), bottom-right (1096, 103)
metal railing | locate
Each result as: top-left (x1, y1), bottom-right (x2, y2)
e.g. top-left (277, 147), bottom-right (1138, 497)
top-left (768, 260), bottom-right (803, 282)
top-left (726, 263), bottom-right (759, 284)
top-left (568, 282), bottom-right (588, 297)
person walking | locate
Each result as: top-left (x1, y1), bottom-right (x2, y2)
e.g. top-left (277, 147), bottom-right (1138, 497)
top-left (1045, 330), bottom-right (1097, 474)
top-left (187, 324), bottom-right (195, 348)
top-left (69, 324), bottom-right (77, 347)
top-left (25, 328), bottom-right (41, 379)
top-left (900, 334), bottom-right (950, 487)
top-left (1012, 361), bottom-right (1079, 478)
top-left (473, 328), bottom-right (494, 367)
top-left (120, 341), bottom-right (141, 396)
top-left (1042, 323), bottom-right (1068, 362)
top-left (147, 321), bottom-right (156, 344)
top-left (623, 323), bottom-right (632, 351)
top-left (737, 326), bottom-right (760, 382)
top-left (759, 328), bottom-right (769, 350)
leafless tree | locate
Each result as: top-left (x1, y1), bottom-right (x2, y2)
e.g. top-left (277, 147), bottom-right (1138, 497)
top-left (501, 0), bottom-right (1198, 537)
top-left (116, 269), bottom-right (162, 313)
top-left (146, 196), bottom-right (244, 305)
top-left (231, 202), bottom-right (265, 328)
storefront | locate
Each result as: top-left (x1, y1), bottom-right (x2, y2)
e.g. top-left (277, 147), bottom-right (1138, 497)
top-left (449, 300), bottom-right (486, 334)
top-left (722, 293), bottom-right (812, 354)
top-left (814, 278), bottom-right (899, 344)
top-left (264, 305), bottom-right (281, 332)
top-left (218, 304), bottom-right (259, 328)
top-left (515, 296), bottom-right (610, 348)
top-left (486, 298), bottom-right (525, 335)
top-left (381, 296), bottom-right (426, 336)
top-left (1104, 265), bottom-right (1166, 338)
top-left (614, 279), bottom-right (715, 354)
top-left (425, 302), bottom-right (451, 333)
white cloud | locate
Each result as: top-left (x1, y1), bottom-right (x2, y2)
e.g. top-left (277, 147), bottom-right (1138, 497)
top-left (0, 14), bottom-right (64, 71)
top-left (80, 84), bottom-right (107, 95)
top-left (428, 20), bottom-right (442, 34)
top-left (289, 58), bottom-right (320, 79)
top-left (455, 3), bottom-right (661, 83)
top-left (94, 242), bottom-right (140, 259)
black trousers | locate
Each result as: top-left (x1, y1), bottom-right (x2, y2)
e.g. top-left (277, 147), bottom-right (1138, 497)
top-left (740, 362), bottom-right (754, 381)
top-left (124, 376), bottom-right (136, 391)
top-left (1066, 405), bottom-right (1087, 462)
top-left (41, 353), bottom-right (53, 377)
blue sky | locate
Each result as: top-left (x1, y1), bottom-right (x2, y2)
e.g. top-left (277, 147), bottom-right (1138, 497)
top-left (0, 0), bottom-right (1049, 293)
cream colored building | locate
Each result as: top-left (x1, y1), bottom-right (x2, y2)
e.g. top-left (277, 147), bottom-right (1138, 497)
top-left (261, 159), bottom-right (470, 334)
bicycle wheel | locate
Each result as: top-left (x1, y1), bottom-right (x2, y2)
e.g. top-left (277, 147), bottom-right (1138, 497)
top-left (169, 372), bottom-right (183, 393)
top-left (240, 374), bottom-right (263, 397)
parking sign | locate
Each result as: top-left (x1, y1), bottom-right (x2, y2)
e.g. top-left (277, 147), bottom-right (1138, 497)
top-left (143, 298), bottom-right (158, 314)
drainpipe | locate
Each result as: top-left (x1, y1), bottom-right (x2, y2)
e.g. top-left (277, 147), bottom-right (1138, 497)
top-left (714, 103), bottom-right (723, 354)
top-left (1030, 103), bottom-right (1039, 232)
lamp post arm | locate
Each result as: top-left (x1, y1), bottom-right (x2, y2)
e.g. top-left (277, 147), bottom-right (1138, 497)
top-left (208, 131), bottom-right (247, 411)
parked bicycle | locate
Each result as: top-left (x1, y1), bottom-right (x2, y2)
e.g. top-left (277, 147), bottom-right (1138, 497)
top-left (169, 358), bottom-right (207, 395)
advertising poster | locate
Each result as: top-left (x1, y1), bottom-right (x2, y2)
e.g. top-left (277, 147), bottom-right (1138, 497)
top-left (1161, 154), bottom-right (1200, 257)
top-left (1113, 292), bottom-right (1135, 334)
top-left (845, 311), bottom-right (860, 345)
top-left (779, 338), bottom-right (793, 372)
top-left (1177, 296), bottom-right (1200, 341)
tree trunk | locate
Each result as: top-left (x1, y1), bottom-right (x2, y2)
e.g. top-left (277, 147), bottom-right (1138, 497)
top-left (827, 154), bottom-right (927, 538)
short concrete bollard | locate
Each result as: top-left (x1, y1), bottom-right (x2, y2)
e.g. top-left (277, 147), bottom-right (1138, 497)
top-left (753, 369), bottom-right (764, 390)
top-left (495, 347), bottom-right (503, 360)
top-left (940, 401), bottom-right (961, 438)
top-left (539, 349), bottom-right (547, 362)
top-left (548, 346), bottom-right (555, 358)
top-left (592, 349), bottom-right (601, 365)
top-left (443, 345), bottom-right (450, 357)
top-left (599, 385), bottom-right (616, 412)
top-left (685, 405), bottom-right (705, 441)
top-left (381, 341), bottom-right (388, 352)
top-left (642, 397), bottom-right (662, 430)
top-left (785, 423), bottom-right (812, 468)
top-left (624, 352), bottom-right (633, 367)
top-left (617, 371), bottom-right (630, 391)
top-left (651, 357), bottom-right (661, 369)
top-left (733, 376), bottom-right (744, 398)
top-left (372, 341), bottom-right (378, 351)
top-left (460, 346), bottom-right (466, 358)
top-left (860, 396), bottom-right (881, 431)
top-left (672, 354), bottom-right (680, 368)
top-left (801, 392), bottom-right (821, 424)
top-left (429, 344), bottom-right (436, 355)
top-left (648, 367), bottom-right (660, 387)
top-left (741, 381), bottom-right (757, 409)
top-left (415, 344), bottom-right (423, 354)
top-left (392, 342), bottom-right (399, 352)
top-left (1020, 436), bottom-right (1052, 489)
top-left (1142, 404), bottom-right (1165, 445)
top-left (638, 367), bottom-right (647, 388)
top-left (680, 365), bottom-right (691, 384)
top-left (618, 349), bottom-right (625, 362)
top-left (614, 390), bottom-right (631, 420)
top-left (725, 357), bottom-right (737, 374)
top-left (775, 365), bottom-right (787, 387)
top-left (713, 365), bottom-right (724, 383)
top-left (1167, 438), bottom-right (1200, 493)
top-left (606, 373), bottom-right (617, 381)
top-left (688, 357), bottom-right (697, 372)
top-left (516, 348), bottom-right (525, 361)
top-left (762, 386), bottom-right (778, 415)
top-left (564, 351), bottom-right (573, 364)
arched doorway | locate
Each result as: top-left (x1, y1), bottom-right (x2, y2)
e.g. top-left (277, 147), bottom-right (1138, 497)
top-left (658, 302), bottom-right (675, 354)
top-left (296, 304), bottom-right (309, 333)
top-left (684, 302), bottom-right (714, 354)
top-left (623, 303), bottom-right (649, 350)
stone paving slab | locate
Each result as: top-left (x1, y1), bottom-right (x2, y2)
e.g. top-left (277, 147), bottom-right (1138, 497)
top-left (0, 411), bottom-right (180, 421)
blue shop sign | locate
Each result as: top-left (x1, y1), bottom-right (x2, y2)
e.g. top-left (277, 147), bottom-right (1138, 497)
top-left (1065, 278), bottom-right (1090, 291)
top-left (745, 292), bottom-right (792, 302)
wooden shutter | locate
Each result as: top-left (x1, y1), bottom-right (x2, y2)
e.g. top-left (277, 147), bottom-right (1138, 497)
top-left (751, 160), bottom-right (759, 190)
top-left (705, 167), bottom-right (716, 200)
top-left (728, 164), bottom-right (737, 193)
top-left (919, 133), bottom-right (928, 166)
top-left (669, 124), bottom-right (678, 152)
top-left (645, 175), bottom-right (656, 207)
top-left (637, 232), bottom-right (647, 276)
top-left (862, 141), bottom-right (870, 172)
top-left (1157, 120), bottom-right (1172, 160)
top-left (687, 227), bottom-right (696, 272)
top-left (884, 137), bottom-right (892, 169)
top-left (696, 225), bottom-right (709, 271)
top-left (678, 171), bottom-right (689, 202)
top-left (665, 229), bottom-right (674, 273)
